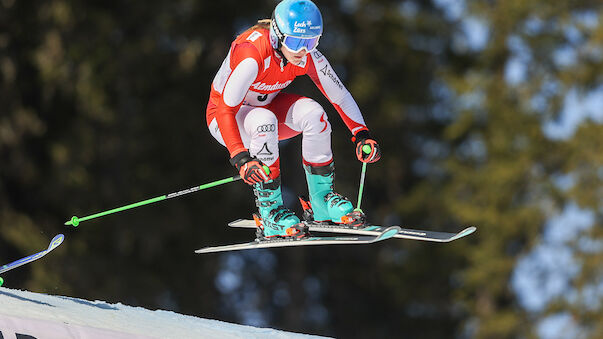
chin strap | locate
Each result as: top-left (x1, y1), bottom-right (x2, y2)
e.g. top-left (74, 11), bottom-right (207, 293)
top-left (275, 48), bottom-right (288, 67)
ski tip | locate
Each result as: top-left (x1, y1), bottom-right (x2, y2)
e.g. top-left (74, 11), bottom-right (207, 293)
top-left (447, 226), bottom-right (477, 242)
top-left (459, 226), bottom-right (477, 237)
top-left (0, 277), bottom-right (3, 287)
top-left (375, 226), bottom-right (402, 241)
top-left (48, 234), bottom-right (65, 250)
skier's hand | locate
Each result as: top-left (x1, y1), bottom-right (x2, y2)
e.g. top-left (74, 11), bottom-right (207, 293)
top-left (352, 130), bottom-right (381, 163)
top-left (230, 151), bottom-right (271, 185)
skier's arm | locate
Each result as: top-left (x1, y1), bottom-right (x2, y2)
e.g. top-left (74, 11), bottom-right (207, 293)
top-left (306, 51), bottom-right (367, 136)
top-left (215, 44), bottom-right (262, 158)
top-left (307, 51), bottom-right (381, 163)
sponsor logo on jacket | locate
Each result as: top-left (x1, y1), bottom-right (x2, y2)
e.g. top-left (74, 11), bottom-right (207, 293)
top-left (251, 80), bottom-right (292, 91)
top-left (319, 65), bottom-right (343, 90)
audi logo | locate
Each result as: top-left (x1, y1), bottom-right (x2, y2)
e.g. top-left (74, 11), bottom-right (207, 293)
top-left (257, 124), bottom-right (275, 132)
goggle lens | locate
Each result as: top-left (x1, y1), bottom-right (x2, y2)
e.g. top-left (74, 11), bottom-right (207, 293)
top-left (282, 35), bottom-right (320, 53)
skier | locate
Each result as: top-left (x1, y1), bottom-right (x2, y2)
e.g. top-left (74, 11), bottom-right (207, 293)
top-left (206, 0), bottom-right (381, 239)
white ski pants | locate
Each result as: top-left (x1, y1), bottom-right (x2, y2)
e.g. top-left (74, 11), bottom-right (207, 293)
top-left (209, 93), bottom-right (333, 168)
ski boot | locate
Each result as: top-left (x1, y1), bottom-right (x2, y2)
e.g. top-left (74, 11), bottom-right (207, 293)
top-left (253, 177), bottom-right (309, 240)
top-left (302, 162), bottom-right (366, 227)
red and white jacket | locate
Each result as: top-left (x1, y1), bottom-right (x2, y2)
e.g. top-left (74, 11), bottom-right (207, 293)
top-left (206, 28), bottom-right (368, 158)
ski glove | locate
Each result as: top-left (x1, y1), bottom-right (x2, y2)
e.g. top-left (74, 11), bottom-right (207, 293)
top-left (230, 151), bottom-right (271, 185)
top-left (352, 130), bottom-right (381, 163)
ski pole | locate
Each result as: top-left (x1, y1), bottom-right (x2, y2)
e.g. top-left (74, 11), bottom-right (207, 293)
top-left (65, 173), bottom-right (248, 227)
top-left (355, 144), bottom-right (372, 212)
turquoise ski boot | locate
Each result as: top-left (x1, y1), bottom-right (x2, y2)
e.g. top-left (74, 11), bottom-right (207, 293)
top-left (253, 177), bottom-right (308, 239)
top-left (302, 162), bottom-right (365, 226)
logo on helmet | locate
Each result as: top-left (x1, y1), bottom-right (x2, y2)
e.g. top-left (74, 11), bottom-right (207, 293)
top-left (293, 21), bottom-right (308, 33)
top-left (272, 0), bottom-right (323, 38)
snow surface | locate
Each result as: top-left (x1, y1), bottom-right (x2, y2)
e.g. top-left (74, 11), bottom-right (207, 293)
top-left (0, 287), bottom-right (330, 339)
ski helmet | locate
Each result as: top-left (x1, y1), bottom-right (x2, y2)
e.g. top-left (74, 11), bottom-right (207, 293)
top-left (269, 0), bottom-right (323, 53)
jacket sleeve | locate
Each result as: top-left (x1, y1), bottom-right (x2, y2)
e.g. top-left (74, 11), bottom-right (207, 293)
top-left (215, 43), bottom-right (263, 157)
top-left (306, 50), bottom-right (368, 136)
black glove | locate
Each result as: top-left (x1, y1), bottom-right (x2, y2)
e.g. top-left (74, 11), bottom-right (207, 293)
top-left (230, 151), bottom-right (271, 185)
top-left (351, 130), bottom-right (381, 163)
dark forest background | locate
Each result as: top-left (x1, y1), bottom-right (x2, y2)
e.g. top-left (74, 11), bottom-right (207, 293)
top-left (1, 0), bottom-right (602, 338)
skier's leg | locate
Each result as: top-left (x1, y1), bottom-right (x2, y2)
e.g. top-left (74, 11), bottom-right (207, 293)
top-left (288, 98), bottom-right (333, 165)
top-left (237, 106), bottom-right (305, 238)
top-left (239, 106), bottom-right (280, 176)
top-left (209, 106), bottom-right (279, 173)
top-left (275, 97), bottom-right (358, 224)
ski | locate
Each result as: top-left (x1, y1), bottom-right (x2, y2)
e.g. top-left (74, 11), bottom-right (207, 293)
top-left (195, 226), bottom-right (401, 254)
top-left (0, 234), bottom-right (65, 286)
top-left (228, 219), bottom-right (476, 243)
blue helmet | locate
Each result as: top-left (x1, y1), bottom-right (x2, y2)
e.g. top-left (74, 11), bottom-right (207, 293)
top-left (270, 0), bottom-right (323, 52)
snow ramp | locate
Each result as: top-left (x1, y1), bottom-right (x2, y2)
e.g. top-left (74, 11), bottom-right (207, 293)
top-left (0, 287), bottom-right (330, 339)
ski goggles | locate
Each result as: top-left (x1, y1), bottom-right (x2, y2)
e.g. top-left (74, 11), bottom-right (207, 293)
top-left (281, 35), bottom-right (321, 53)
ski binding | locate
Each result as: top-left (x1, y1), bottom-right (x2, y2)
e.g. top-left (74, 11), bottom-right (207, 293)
top-left (229, 219), bottom-right (476, 243)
